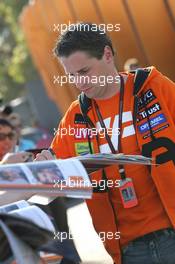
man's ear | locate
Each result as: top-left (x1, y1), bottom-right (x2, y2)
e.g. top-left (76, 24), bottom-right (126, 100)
top-left (103, 46), bottom-right (113, 63)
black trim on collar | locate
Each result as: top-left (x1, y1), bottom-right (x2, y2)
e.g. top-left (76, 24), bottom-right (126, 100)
top-left (78, 92), bottom-right (92, 115)
top-left (133, 68), bottom-right (151, 95)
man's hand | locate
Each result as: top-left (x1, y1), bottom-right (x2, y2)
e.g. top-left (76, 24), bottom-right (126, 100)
top-left (1, 152), bottom-right (34, 164)
top-left (34, 150), bottom-right (56, 161)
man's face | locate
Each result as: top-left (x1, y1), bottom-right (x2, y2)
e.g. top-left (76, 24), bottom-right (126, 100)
top-left (0, 125), bottom-right (16, 160)
top-left (60, 47), bottom-right (115, 99)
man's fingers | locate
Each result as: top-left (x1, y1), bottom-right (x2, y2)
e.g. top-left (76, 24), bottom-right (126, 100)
top-left (34, 150), bottom-right (55, 161)
top-left (41, 150), bottom-right (55, 159)
top-left (34, 154), bottom-right (45, 161)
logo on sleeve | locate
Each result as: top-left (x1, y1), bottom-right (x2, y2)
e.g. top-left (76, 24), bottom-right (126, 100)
top-left (138, 89), bottom-right (156, 110)
top-left (137, 103), bottom-right (161, 122)
top-left (75, 142), bottom-right (93, 155)
top-left (138, 114), bottom-right (167, 133)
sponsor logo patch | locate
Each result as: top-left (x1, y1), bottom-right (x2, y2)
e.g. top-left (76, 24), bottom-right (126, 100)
top-left (138, 114), bottom-right (167, 134)
top-left (138, 89), bottom-right (156, 110)
top-left (143, 124), bottom-right (169, 139)
top-left (137, 103), bottom-right (161, 122)
top-left (74, 128), bottom-right (94, 139)
top-left (75, 142), bottom-right (93, 155)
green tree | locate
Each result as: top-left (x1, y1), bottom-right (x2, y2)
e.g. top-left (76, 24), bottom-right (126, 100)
top-left (0, 0), bottom-right (37, 102)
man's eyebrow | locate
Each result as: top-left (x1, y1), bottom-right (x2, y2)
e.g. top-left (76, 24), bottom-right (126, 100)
top-left (77, 67), bottom-right (89, 73)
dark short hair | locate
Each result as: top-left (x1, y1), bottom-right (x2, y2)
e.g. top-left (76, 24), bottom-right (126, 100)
top-left (53, 22), bottom-right (115, 59)
top-left (0, 119), bottom-right (14, 129)
top-left (2, 105), bottom-right (13, 116)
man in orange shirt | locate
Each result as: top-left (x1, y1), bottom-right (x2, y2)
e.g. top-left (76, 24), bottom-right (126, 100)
top-left (36, 23), bottom-right (175, 264)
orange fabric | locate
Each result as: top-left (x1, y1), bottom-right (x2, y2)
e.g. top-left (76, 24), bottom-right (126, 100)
top-left (51, 67), bottom-right (175, 264)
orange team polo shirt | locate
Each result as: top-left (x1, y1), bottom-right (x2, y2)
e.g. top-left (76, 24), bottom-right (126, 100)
top-left (91, 72), bottom-right (172, 246)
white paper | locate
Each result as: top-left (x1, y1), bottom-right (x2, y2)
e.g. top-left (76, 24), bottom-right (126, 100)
top-left (67, 202), bottom-right (113, 264)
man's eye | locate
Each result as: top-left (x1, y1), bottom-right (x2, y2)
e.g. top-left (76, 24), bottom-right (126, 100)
top-left (80, 70), bottom-right (89, 75)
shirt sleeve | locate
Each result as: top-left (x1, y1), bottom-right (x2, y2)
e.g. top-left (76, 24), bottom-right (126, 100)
top-left (50, 103), bottom-right (77, 159)
top-left (50, 116), bottom-right (72, 159)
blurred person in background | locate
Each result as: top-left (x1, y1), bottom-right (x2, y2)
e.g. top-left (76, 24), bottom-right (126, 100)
top-left (7, 113), bottom-right (36, 151)
top-left (0, 118), bottom-right (33, 164)
top-left (0, 119), bottom-right (17, 161)
top-left (123, 57), bottom-right (140, 71)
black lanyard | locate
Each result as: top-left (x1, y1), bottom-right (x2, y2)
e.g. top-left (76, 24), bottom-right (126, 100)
top-left (93, 74), bottom-right (127, 180)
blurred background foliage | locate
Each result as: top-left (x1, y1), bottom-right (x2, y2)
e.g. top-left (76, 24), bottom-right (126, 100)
top-left (0, 0), bottom-right (37, 102)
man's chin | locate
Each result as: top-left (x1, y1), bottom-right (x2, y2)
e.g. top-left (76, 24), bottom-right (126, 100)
top-left (84, 93), bottom-right (95, 99)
